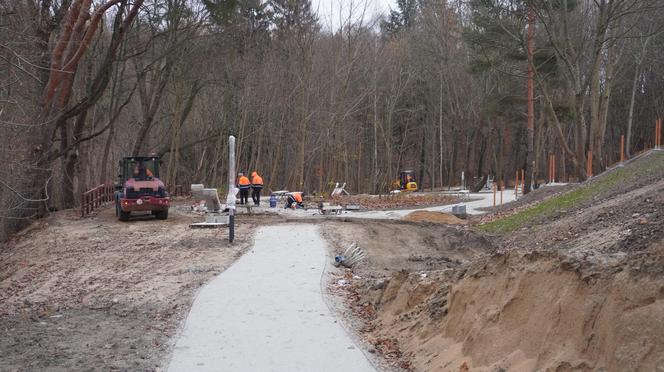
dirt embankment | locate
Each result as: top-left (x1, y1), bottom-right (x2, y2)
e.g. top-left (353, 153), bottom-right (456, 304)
top-left (362, 247), bottom-right (664, 371)
top-left (0, 205), bottom-right (261, 371)
top-left (324, 152), bottom-right (664, 371)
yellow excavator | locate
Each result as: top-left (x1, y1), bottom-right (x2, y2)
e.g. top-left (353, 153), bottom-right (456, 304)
top-left (392, 170), bottom-right (418, 191)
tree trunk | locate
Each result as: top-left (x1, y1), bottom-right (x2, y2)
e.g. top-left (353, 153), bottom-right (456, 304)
top-left (626, 37), bottom-right (651, 158)
top-left (524, 5), bottom-right (535, 194)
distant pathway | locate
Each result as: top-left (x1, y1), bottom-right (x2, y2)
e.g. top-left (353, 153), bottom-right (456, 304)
top-left (167, 225), bottom-right (375, 372)
top-left (338, 190), bottom-right (518, 220)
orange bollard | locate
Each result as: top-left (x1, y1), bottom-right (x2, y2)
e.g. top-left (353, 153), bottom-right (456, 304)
top-left (521, 169), bottom-right (525, 192)
top-left (552, 155), bottom-right (556, 182)
top-left (620, 134), bottom-right (625, 162)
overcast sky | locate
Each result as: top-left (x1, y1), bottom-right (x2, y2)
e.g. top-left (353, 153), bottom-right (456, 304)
top-left (311, 0), bottom-right (397, 30)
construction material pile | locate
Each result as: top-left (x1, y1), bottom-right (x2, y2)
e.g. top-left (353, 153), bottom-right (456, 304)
top-left (334, 242), bottom-right (366, 268)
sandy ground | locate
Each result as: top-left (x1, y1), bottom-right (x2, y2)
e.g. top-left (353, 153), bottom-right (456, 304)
top-left (0, 204), bottom-right (257, 371)
top-left (4, 152), bottom-right (663, 372)
top-left (318, 151), bottom-right (664, 372)
top-left (0, 192), bottom-right (470, 371)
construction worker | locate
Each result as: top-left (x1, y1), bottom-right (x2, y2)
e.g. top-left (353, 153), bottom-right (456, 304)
top-left (285, 191), bottom-right (304, 209)
top-left (237, 172), bottom-right (251, 205)
top-left (251, 171), bottom-right (264, 206)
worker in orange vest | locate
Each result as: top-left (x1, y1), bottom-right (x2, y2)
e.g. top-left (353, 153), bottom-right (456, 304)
top-left (285, 191), bottom-right (304, 209)
top-left (237, 172), bottom-right (251, 205)
top-left (251, 171), bottom-right (264, 206)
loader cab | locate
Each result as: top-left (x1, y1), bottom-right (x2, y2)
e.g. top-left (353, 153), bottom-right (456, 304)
top-left (119, 156), bottom-right (160, 183)
top-left (399, 170), bottom-right (418, 191)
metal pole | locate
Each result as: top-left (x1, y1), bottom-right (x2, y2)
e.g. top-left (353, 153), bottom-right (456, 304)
top-left (227, 135), bottom-right (236, 243)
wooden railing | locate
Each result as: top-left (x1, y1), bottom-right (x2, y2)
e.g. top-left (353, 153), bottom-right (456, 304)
top-left (81, 183), bottom-right (115, 217)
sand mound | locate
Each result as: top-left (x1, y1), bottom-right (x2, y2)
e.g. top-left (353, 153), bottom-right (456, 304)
top-left (403, 211), bottom-right (466, 225)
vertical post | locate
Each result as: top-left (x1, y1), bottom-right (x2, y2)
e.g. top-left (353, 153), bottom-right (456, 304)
top-left (587, 150), bottom-right (593, 177)
top-left (515, 170), bottom-right (519, 198)
top-left (521, 169), bottom-right (525, 193)
top-left (552, 155), bottom-right (556, 183)
top-left (655, 119), bottom-right (658, 149)
top-left (620, 135), bottom-right (625, 162)
top-left (227, 135), bottom-right (236, 243)
top-left (500, 180), bottom-right (503, 205)
top-left (493, 182), bottom-right (496, 207)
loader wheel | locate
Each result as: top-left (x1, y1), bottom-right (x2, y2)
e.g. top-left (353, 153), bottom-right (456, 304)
top-left (155, 209), bottom-right (168, 220)
top-left (117, 204), bottom-right (130, 221)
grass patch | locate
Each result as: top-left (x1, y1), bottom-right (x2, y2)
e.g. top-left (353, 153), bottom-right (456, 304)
top-left (479, 151), bottom-right (664, 234)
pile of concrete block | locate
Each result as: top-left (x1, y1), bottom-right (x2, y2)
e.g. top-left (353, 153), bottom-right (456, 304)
top-left (191, 184), bottom-right (222, 212)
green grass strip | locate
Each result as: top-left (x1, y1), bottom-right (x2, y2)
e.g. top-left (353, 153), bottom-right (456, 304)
top-left (479, 152), bottom-right (664, 234)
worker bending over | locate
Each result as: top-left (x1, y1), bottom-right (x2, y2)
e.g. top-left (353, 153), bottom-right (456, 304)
top-left (251, 171), bottom-right (263, 206)
top-left (237, 172), bottom-right (251, 205)
top-left (285, 192), bottom-right (304, 209)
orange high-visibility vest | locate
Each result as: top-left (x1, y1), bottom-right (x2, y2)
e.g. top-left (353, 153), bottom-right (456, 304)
top-left (293, 192), bottom-right (303, 203)
top-left (238, 176), bottom-right (251, 187)
top-left (251, 173), bottom-right (263, 186)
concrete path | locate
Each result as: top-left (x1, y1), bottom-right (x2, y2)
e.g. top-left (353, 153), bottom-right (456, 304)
top-left (329, 190), bottom-right (517, 220)
top-left (167, 224), bottom-right (375, 372)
